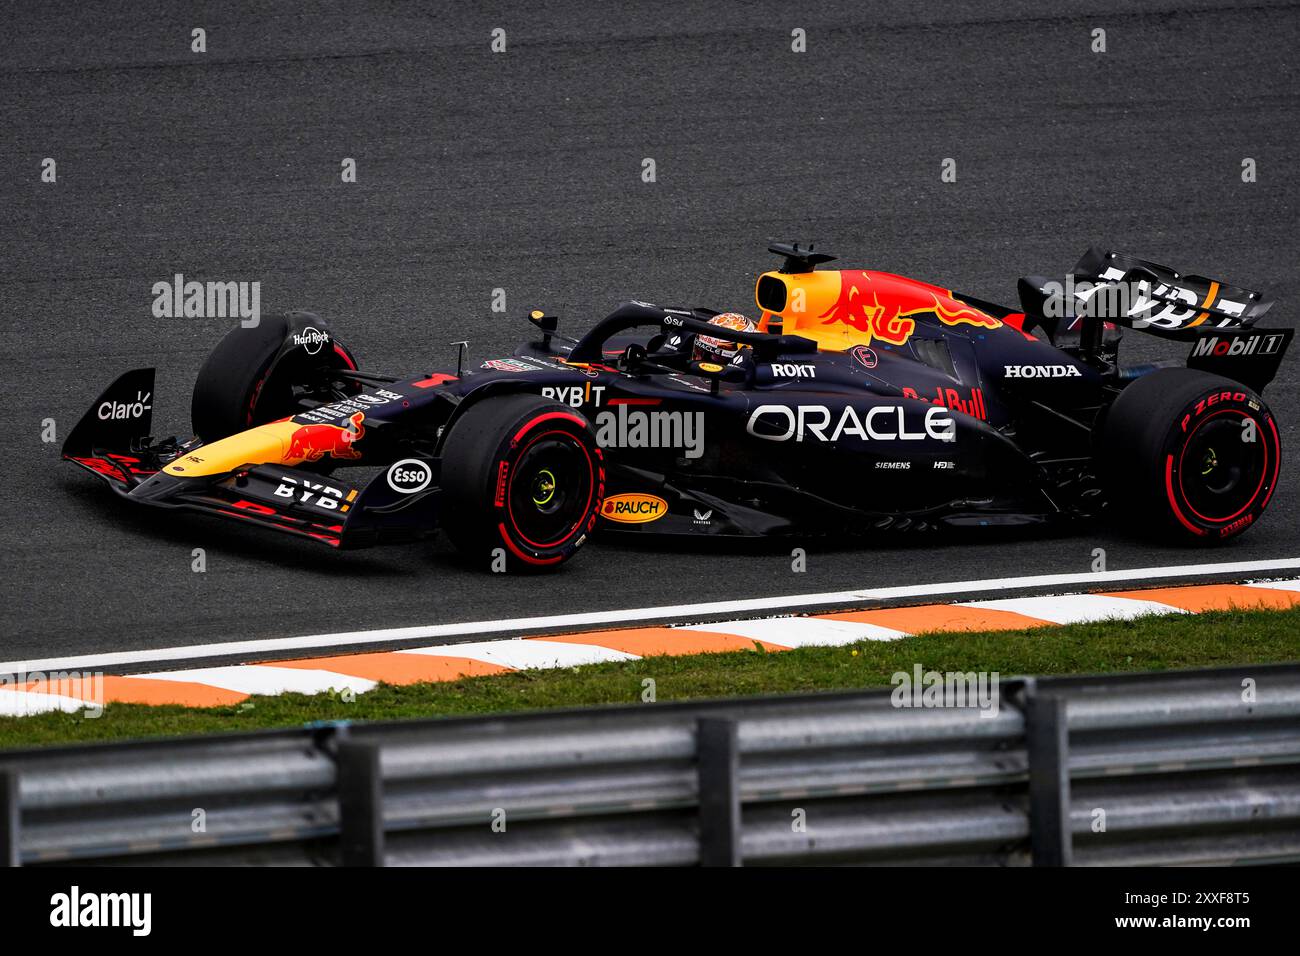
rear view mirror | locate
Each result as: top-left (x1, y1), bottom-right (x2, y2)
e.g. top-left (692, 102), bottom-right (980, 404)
top-left (528, 309), bottom-right (558, 348)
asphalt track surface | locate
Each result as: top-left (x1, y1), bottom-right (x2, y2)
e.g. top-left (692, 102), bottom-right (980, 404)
top-left (3, 0), bottom-right (1298, 664)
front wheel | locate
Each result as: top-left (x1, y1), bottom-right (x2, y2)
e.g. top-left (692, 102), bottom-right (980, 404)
top-left (191, 311), bottom-right (359, 442)
top-left (440, 394), bottom-right (605, 571)
top-left (1101, 368), bottom-right (1281, 542)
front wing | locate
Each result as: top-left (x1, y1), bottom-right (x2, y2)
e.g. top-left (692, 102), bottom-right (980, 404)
top-left (67, 454), bottom-right (440, 550)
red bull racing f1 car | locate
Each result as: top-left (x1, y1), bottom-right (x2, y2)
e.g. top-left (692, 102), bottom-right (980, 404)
top-left (65, 243), bottom-right (1290, 570)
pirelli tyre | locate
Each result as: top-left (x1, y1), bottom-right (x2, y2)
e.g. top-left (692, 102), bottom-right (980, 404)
top-left (1102, 368), bottom-right (1281, 543)
top-left (191, 311), bottom-right (359, 442)
top-left (440, 394), bottom-right (605, 571)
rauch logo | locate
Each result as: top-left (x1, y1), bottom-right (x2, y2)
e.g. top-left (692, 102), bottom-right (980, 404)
top-left (601, 493), bottom-right (668, 524)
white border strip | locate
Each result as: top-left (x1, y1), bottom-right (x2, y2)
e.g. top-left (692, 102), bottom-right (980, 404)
top-left (3, 557), bottom-right (1297, 676)
top-left (960, 594), bottom-right (1189, 624)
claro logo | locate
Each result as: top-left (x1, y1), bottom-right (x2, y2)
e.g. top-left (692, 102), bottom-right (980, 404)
top-left (601, 493), bottom-right (668, 523)
top-left (98, 391), bottom-right (152, 420)
top-left (386, 458), bottom-right (433, 494)
top-left (746, 404), bottom-right (955, 443)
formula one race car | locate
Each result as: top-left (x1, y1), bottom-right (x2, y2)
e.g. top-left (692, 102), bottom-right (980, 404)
top-left (65, 243), bottom-right (1289, 570)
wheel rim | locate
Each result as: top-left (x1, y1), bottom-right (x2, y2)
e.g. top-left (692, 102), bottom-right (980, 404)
top-left (1178, 411), bottom-right (1269, 523)
top-left (507, 432), bottom-right (594, 549)
top-left (531, 468), bottom-right (558, 508)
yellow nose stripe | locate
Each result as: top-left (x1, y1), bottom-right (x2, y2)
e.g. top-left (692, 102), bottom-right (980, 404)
top-left (164, 421), bottom-right (299, 477)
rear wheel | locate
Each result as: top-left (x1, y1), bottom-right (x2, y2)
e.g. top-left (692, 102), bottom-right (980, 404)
top-left (440, 394), bottom-right (604, 571)
top-left (1101, 368), bottom-right (1280, 542)
top-left (191, 311), bottom-right (359, 442)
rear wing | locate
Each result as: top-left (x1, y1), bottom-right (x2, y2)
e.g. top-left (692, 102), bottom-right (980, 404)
top-left (1019, 248), bottom-right (1288, 391)
top-left (1070, 247), bottom-right (1273, 334)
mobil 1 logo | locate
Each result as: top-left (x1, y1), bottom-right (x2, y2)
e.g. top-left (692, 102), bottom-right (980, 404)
top-left (1188, 327), bottom-right (1292, 390)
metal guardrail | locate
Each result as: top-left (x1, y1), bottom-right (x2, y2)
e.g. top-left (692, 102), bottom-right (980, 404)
top-left (1, 663), bottom-right (1298, 866)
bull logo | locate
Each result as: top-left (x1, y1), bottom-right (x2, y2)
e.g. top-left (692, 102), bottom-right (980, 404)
top-left (820, 271), bottom-right (1001, 345)
top-left (285, 412), bottom-right (366, 462)
top-left (820, 271), bottom-right (917, 345)
top-left (933, 296), bottom-right (1002, 330)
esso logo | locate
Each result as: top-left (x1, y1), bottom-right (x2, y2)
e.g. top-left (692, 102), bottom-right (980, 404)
top-left (386, 458), bottom-right (433, 494)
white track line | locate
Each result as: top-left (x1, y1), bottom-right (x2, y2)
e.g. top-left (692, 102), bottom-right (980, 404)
top-left (3, 558), bottom-right (1298, 676)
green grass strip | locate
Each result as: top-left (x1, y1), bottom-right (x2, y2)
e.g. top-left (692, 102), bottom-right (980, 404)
top-left (2, 606), bottom-right (1296, 750)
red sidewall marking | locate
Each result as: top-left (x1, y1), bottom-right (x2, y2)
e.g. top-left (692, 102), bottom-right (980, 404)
top-left (496, 524), bottom-right (564, 566)
top-left (503, 428), bottom-right (596, 551)
top-left (1260, 415), bottom-right (1282, 511)
top-left (511, 411), bottom-right (586, 445)
top-left (1165, 455), bottom-right (1206, 536)
top-left (333, 344), bottom-right (357, 369)
top-left (246, 373), bottom-right (267, 425)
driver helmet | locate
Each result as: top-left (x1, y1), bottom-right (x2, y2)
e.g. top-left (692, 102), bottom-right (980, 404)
top-left (693, 312), bottom-right (757, 366)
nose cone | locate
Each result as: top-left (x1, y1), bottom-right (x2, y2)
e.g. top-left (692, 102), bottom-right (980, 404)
top-left (163, 421), bottom-right (296, 477)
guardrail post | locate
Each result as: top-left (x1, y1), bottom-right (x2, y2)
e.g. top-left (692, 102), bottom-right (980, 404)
top-left (0, 770), bottom-right (18, 867)
top-left (337, 740), bottom-right (384, 867)
top-left (697, 718), bottom-right (741, 867)
top-left (1024, 689), bottom-right (1072, 866)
